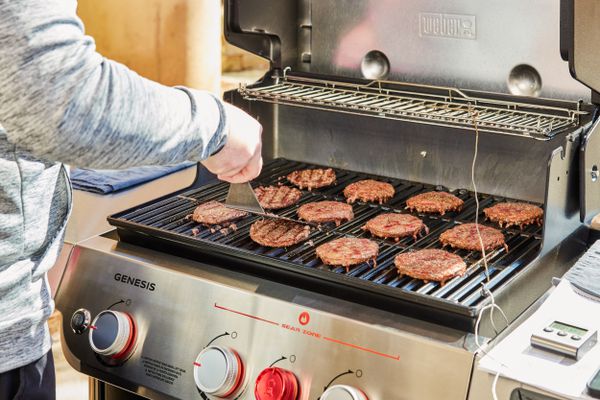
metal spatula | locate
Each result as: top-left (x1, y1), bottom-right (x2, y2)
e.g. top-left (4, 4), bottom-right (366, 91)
top-left (225, 182), bottom-right (265, 214)
top-left (224, 182), bottom-right (319, 227)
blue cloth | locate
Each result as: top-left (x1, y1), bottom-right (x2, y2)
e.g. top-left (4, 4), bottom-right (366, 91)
top-left (70, 161), bottom-right (195, 194)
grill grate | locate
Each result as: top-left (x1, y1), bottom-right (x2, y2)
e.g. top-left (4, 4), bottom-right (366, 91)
top-left (239, 75), bottom-right (588, 140)
top-left (109, 159), bottom-right (543, 327)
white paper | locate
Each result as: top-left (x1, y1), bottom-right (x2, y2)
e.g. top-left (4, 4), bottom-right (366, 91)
top-left (479, 280), bottom-right (600, 399)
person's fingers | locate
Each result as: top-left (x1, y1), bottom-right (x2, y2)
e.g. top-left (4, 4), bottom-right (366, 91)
top-left (218, 158), bottom-right (261, 183)
top-left (218, 144), bottom-right (263, 183)
top-left (201, 103), bottom-right (262, 181)
top-left (217, 171), bottom-right (250, 183)
top-left (217, 173), bottom-right (243, 183)
top-left (202, 149), bottom-right (246, 176)
top-left (212, 162), bottom-right (244, 178)
top-left (242, 144), bottom-right (263, 180)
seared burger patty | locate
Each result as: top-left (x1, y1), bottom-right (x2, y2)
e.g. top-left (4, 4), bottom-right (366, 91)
top-left (406, 191), bottom-right (464, 215)
top-left (297, 201), bottom-right (354, 226)
top-left (440, 223), bottom-right (507, 252)
top-left (484, 202), bottom-right (543, 228)
top-left (395, 249), bottom-right (467, 283)
top-left (192, 201), bottom-right (248, 225)
top-left (343, 179), bottom-right (395, 204)
top-left (364, 213), bottom-right (428, 241)
top-left (254, 185), bottom-right (302, 210)
top-left (316, 238), bottom-right (379, 270)
top-left (287, 168), bottom-right (336, 190)
top-left (249, 219), bottom-right (311, 247)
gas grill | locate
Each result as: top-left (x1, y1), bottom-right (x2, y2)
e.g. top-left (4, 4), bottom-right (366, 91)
top-left (109, 158), bottom-right (545, 332)
top-left (56, 1), bottom-right (600, 399)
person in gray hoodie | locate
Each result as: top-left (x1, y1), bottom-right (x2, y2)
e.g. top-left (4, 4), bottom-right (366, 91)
top-left (0, 1), bottom-right (263, 398)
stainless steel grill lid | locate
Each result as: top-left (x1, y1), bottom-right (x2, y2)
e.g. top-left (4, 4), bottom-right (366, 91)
top-left (561, 0), bottom-right (600, 96)
top-left (225, 0), bottom-right (593, 101)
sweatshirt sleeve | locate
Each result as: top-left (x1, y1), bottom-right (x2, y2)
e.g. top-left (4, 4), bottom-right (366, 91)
top-left (0, 0), bottom-right (227, 169)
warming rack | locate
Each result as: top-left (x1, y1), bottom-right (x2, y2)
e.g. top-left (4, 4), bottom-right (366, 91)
top-left (239, 74), bottom-right (588, 140)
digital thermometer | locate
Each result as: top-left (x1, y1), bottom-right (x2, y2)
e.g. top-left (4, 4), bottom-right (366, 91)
top-left (531, 320), bottom-right (597, 360)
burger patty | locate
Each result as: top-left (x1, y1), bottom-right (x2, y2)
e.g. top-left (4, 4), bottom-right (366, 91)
top-left (192, 201), bottom-right (248, 225)
top-left (254, 185), bottom-right (302, 210)
top-left (316, 238), bottom-right (379, 270)
top-left (484, 202), bottom-right (543, 228)
top-left (287, 168), bottom-right (336, 190)
top-left (363, 213), bottom-right (429, 241)
top-left (249, 219), bottom-right (311, 247)
top-left (395, 249), bottom-right (467, 283)
top-left (297, 201), bottom-right (354, 226)
top-left (405, 191), bottom-right (464, 215)
top-left (439, 223), bottom-right (507, 252)
top-left (343, 179), bottom-right (395, 204)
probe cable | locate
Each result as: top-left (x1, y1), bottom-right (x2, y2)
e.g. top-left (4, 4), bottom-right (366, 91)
top-left (469, 105), bottom-right (510, 400)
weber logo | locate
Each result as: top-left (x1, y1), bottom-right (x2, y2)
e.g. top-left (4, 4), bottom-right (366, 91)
top-left (419, 12), bottom-right (476, 40)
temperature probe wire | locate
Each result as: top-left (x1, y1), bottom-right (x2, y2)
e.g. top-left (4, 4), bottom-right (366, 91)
top-left (469, 105), bottom-right (510, 400)
top-left (468, 107), bottom-right (490, 282)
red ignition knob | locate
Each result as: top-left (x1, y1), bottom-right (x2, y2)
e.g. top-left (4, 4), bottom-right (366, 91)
top-left (255, 367), bottom-right (299, 400)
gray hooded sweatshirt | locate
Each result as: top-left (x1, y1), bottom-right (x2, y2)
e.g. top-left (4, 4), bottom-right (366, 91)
top-left (0, 0), bottom-right (227, 373)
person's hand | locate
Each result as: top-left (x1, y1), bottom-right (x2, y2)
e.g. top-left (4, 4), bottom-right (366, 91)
top-left (201, 103), bottom-right (263, 183)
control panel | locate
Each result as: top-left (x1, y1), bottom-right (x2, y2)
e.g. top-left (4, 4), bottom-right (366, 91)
top-left (56, 238), bottom-right (474, 399)
top-left (531, 320), bottom-right (598, 360)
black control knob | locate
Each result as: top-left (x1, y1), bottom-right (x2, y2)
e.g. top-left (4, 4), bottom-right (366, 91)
top-left (70, 308), bottom-right (91, 334)
top-left (89, 310), bottom-right (136, 359)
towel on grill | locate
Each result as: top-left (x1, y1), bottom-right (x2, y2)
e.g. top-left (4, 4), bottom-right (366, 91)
top-left (70, 161), bottom-right (195, 194)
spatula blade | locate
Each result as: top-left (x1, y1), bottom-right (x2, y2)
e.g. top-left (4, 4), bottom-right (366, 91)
top-left (225, 182), bottom-right (265, 214)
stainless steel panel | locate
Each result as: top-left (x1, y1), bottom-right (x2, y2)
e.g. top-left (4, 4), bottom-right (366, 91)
top-left (224, 0), bottom-right (590, 100)
top-left (573, 0), bottom-right (600, 94)
top-left (308, 0), bottom-right (590, 101)
top-left (580, 119), bottom-right (600, 224)
top-left (57, 236), bottom-right (475, 400)
top-left (242, 99), bottom-right (561, 202)
top-left (542, 131), bottom-right (583, 253)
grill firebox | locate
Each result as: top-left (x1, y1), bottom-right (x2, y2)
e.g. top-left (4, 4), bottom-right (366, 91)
top-left (110, 158), bottom-right (544, 331)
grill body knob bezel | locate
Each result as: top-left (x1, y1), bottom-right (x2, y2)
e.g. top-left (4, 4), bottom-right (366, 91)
top-left (88, 310), bottom-right (136, 359)
top-left (193, 345), bottom-right (244, 398)
top-left (321, 384), bottom-right (369, 400)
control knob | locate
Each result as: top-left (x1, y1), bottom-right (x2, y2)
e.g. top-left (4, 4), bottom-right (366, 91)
top-left (255, 367), bottom-right (299, 400)
top-left (70, 308), bottom-right (91, 334)
top-left (321, 384), bottom-right (368, 400)
top-left (193, 345), bottom-right (244, 398)
top-left (88, 310), bottom-right (136, 359)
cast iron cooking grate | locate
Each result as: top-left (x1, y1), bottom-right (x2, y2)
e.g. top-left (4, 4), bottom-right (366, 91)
top-left (109, 158), bottom-right (543, 328)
